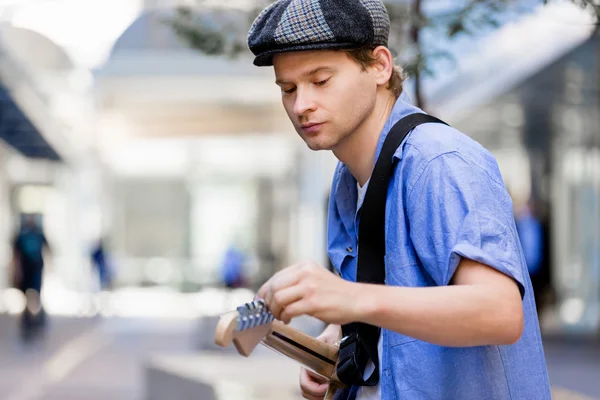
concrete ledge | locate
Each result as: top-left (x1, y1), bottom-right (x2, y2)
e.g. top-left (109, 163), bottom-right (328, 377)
top-left (552, 387), bottom-right (598, 400)
top-left (146, 361), bottom-right (216, 400)
top-left (144, 353), bottom-right (302, 400)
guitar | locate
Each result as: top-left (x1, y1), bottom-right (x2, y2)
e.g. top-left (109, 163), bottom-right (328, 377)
top-left (214, 300), bottom-right (346, 399)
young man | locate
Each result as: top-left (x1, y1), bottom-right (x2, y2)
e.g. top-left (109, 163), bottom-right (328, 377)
top-left (248, 1), bottom-right (551, 399)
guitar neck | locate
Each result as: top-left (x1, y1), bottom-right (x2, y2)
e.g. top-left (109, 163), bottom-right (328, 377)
top-left (261, 320), bottom-right (340, 382)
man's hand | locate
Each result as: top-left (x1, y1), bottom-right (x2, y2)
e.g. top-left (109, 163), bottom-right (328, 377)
top-left (299, 324), bottom-right (341, 400)
top-left (256, 262), bottom-right (358, 325)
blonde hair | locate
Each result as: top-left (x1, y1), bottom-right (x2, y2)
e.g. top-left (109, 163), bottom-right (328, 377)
top-left (344, 47), bottom-right (404, 98)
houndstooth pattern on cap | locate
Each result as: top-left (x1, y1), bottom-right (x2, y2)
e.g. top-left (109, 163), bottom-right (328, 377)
top-left (248, 0), bottom-right (281, 42)
top-left (274, 0), bottom-right (335, 45)
top-left (359, 0), bottom-right (390, 45)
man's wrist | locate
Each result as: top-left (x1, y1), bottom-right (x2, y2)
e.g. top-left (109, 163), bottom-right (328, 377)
top-left (351, 283), bottom-right (381, 324)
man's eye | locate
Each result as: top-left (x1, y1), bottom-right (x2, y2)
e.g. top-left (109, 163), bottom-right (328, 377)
top-left (282, 87), bottom-right (296, 94)
top-left (315, 78), bottom-right (330, 86)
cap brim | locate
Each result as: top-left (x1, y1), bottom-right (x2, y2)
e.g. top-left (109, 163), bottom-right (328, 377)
top-left (252, 42), bottom-right (365, 67)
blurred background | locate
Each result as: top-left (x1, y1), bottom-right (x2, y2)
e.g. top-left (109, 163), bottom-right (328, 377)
top-left (0, 0), bottom-right (598, 399)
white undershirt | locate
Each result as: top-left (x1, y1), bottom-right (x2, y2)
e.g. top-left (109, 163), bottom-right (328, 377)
top-left (356, 181), bottom-right (382, 400)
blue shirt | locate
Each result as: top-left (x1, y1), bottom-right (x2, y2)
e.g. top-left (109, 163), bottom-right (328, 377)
top-left (328, 93), bottom-right (551, 400)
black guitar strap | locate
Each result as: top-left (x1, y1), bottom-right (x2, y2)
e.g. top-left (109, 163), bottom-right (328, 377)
top-left (336, 113), bottom-right (448, 388)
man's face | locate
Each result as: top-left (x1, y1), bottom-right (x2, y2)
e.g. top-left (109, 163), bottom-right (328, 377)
top-left (273, 50), bottom-right (378, 151)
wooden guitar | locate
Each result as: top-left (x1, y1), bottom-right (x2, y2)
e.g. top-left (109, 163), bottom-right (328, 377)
top-left (214, 300), bottom-right (345, 399)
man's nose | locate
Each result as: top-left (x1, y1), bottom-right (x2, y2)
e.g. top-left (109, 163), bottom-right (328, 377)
top-left (293, 86), bottom-right (317, 117)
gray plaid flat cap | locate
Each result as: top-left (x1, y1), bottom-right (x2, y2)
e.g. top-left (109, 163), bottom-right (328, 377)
top-left (248, 0), bottom-right (390, 66)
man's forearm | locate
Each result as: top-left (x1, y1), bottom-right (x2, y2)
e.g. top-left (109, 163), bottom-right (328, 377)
top-left (352, 283), bottom-right (523, 347)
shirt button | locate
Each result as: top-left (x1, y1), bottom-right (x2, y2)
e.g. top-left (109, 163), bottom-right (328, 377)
top-left (346, 246), bottom-right (353, 253)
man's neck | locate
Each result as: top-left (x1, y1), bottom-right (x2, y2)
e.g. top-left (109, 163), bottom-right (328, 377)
top-left (333, 92), bottom-right (397, 187)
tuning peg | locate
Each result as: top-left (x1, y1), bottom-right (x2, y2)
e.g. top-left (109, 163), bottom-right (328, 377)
top-left (236, 300), bottom-right (274, 331)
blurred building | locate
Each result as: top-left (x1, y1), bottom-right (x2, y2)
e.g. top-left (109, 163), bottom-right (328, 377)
top-left (0, 0), bottom-right (598, 336)
top-left (0, 0), bottom-right (338, 296)
top-left (424, 7), bottom-right (599, 334)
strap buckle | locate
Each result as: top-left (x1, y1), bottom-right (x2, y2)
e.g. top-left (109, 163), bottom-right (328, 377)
top-left (336, 332), bottom-right (374, 387)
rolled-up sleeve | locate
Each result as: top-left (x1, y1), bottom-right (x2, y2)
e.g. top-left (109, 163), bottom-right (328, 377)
top-left (406, 151), bottom-right (526, 297)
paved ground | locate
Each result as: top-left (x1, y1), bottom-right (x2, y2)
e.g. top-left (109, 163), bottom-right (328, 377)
top-left (0, 314), bottom-right (196, 400)
top-left (545, 338), bottom-right (600, 399)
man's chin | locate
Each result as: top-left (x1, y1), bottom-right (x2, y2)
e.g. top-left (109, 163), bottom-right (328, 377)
top-left (305, 140), bottom-right (335, 151)
top-left (300, 134), bottom-right (336, 151)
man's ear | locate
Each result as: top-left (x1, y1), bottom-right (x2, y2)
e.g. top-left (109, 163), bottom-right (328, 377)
top-left (371, 46), bottom-right (394, 86)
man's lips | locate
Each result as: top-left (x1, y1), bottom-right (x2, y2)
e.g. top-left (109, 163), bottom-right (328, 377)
top-left (300, 122), bottom-right (324, 133)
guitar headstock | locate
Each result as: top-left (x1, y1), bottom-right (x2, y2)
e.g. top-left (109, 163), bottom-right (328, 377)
top-left (214, 300), bottom-right (274, 356)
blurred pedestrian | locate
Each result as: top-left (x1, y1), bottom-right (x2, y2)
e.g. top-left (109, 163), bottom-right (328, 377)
top-left (221, 243), bottom-right (246, 289)
top-left (11, 214), bottom-right (51, 341)
top-left (515, 198), bottom-right (547, 314)
top-left (90, 237), bottom-right (114, 292)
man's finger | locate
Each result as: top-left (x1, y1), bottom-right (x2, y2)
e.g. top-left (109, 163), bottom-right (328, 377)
top-left (301, 381), bottom-right (329, 399)
top-left (255, 284), bottom-right (265, 299)
top-left (271, 267), bottom-right (304, 293)
top-left (256, 264), bottom-right (303, 301)
top-left (281, 299), bottom-right (312, 323)
top-left (300, 368), bottom-right (328, 398)
top-left (269, 285), bottom-right (304, 320)
top-left (302, 392), bottom-right (326, 400)
top-left (305, 369), bottom-right (328, 384)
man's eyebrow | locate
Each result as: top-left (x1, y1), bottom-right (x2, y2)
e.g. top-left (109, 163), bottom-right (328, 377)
top-left (306, 66), bottom-right (336, 76)
top-left (275, 66), bottom-right (336, 85)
